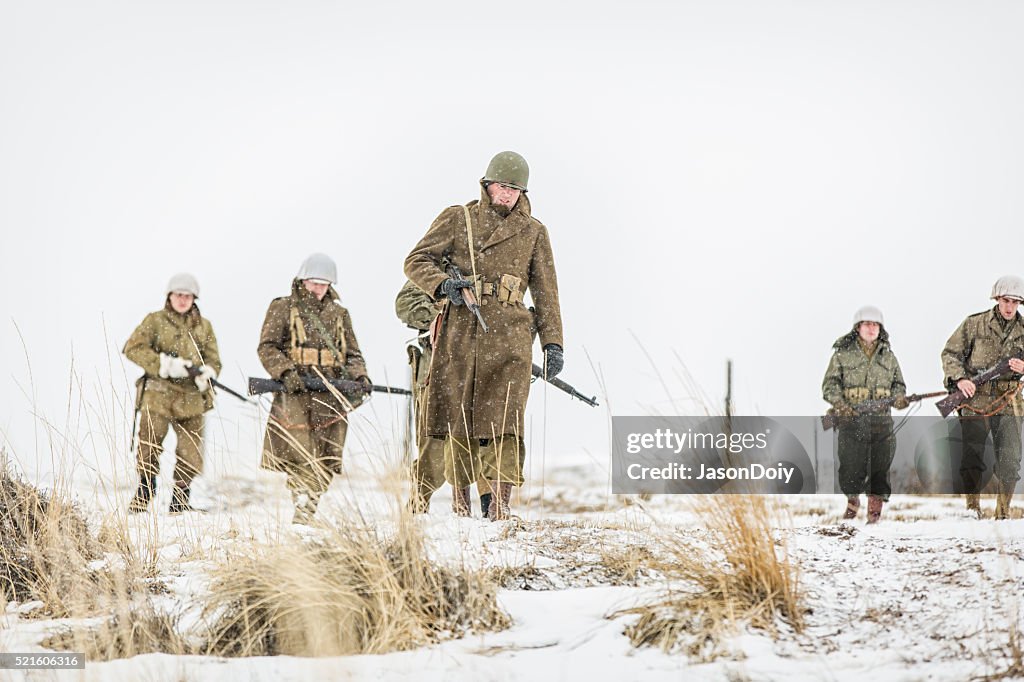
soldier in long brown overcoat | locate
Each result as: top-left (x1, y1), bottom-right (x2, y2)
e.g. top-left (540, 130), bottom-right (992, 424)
top-left (258, 253), bottom-right (370, 523)
top-left (404, 151), bottom-right (564, 520)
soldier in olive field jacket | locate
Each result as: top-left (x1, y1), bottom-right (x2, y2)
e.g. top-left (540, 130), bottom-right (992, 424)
top-left (822, 306), bottom-right (907, 524)
top-left (941, 276), bottom-right (1024, 520)
top-left (124, 273), bottom-right (221, 514)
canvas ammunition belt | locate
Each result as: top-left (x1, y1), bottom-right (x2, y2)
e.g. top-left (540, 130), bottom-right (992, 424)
top-left (473, 273), bottom-right (524, 305)
top-left (288, 346), bottom-right (339, 367)
top-left (844, 387), bottom-right (891, 403)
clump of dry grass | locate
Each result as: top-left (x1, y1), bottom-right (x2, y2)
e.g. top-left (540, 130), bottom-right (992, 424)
top-left (0, 462), bottom-right (98, 615)
top-left (42, 606), bottom-right (194, 660)
top-left (200, 516), bottom-right (510, 657)
top-left (615, 495), bottom-right (805, 660)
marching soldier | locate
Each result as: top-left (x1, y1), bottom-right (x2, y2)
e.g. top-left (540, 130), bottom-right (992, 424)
top-left (395, 279), bottom-right (492, 516)
top-left (124, 273), bottom-right (221, 513)
top-left (822, 306), bottom-right (908, 524)
top-left (258, 253), bottom-right (370, 523)
top-left (941, 276), bottom-right (1024, 520)
top-left (404, 151), bottom-right (564, 520)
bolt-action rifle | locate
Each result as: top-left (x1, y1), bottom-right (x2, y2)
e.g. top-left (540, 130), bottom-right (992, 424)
top-left (935, 350), bottom-right (1024, 417)
top-left (247, 376), bottom-right (411, 397)
top-left (822, 391), bottom-right (946, 430)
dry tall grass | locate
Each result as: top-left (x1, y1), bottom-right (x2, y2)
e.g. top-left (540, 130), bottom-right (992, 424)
top-left (615, 495), bottom-right (805, 660)
top-left (0, 462), bottom-right (98, 616)
top-left (200, 515), bottom-right (510, 657)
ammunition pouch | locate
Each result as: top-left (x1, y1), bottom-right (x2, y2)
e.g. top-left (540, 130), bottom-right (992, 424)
top-left (844, 387), bottom-right (891, 404)
top-left (288, 346), bottom-right (339, 367)
top-left (473, 273), bottom-right (524, 306)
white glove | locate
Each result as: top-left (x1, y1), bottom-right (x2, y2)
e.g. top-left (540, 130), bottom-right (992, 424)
top-left (159, 352), bottom-right (193, 379)
top-left (194, 365), bottom-right (217, 392)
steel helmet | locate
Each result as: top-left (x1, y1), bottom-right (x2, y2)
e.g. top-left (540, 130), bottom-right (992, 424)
top-left (852, 305), bottom-right (884, 327)
top-left (296, 253), bottom-right (337, 284)
top-left (166, 272), bottom-right (200, 298)
top-left (481, 151), bottom-right (529, 191)
top-left (991, 275), bottom-right (1024, 301)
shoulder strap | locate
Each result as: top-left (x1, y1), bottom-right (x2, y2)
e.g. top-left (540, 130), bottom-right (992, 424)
top-left (462, 204), bottom-right (480, 298)
top-left (296, 300), bottom-right (348, 374)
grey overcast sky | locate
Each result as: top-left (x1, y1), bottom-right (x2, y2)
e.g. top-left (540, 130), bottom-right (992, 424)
top-left (2, 1), bottom-right (1023, 484)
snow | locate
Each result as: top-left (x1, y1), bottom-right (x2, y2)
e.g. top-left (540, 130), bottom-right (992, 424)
top-left (2, 455), bottom-right (1023, 682)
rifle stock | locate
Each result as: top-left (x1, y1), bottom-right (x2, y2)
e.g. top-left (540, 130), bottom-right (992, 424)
top-left (531, 363), bottom-right (599, 407)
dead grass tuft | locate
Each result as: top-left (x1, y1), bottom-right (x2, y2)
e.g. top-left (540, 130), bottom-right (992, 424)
top-left (0, 463), bottom-right (99, 615)
top-left (201, 516), bottom-right (510, 657)
top-left (615, 495), bottom-right (805, 660)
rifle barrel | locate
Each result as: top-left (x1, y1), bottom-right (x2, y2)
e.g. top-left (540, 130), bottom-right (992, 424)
top-left (530, 364), bottom-right (599, 407)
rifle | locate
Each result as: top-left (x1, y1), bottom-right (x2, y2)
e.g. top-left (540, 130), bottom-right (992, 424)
top-left (248, 376), bottom-right (412, 397)
top-left (448, 264), bottom-right (488, 332)
top-left (822, 391), bottom-right (946, 430)
top-left (936, 350), bottom-right (1024, 417)
top-left (531, 364), bottom-right (599, 407)
top-left (184, 365), bottom-right (252, 403)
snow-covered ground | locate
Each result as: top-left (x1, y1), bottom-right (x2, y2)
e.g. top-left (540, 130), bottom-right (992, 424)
top-left (3, 454), bottom-right (1023, 682)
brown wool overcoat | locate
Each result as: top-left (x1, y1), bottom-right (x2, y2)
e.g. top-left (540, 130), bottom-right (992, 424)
top-left (404, 189), bottom-right (563, 440)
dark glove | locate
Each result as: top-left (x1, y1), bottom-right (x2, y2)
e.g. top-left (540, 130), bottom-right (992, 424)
top-left (282, 370), bottom-right (307, 394)
top-left (543, 344), bottom-right (564, 380)
top-left (438, 278), bottom-right (473, 307)
top-left (893, 395), bottom-right (910, 410)
top-left (832, 401), bottom-right (856, 418)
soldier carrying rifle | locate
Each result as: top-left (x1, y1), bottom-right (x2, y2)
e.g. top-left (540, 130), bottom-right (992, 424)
top-left (123, 273), bottom-right (222, 514)
top-left (822, 306), bottom-right (909, 524)
top-left (404, 151), bottom-right (564, 521)
top-left (257, 253), bottom-right (371, 524)
top-left (941, 276), bottom-right (1024, 520)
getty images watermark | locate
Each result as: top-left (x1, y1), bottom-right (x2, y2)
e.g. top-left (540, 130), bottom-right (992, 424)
top-left (612, 416), bottom-right (1005, 495)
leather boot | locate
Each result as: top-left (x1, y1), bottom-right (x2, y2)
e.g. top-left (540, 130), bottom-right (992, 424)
top-left (866, 495), bottom-right (884, 524)
top-left (129, 474), bottom-right (154, 513)
top-left (452, 486), bottom-right (472, 517)
top-left (965, 493), bottom-right (982, 520)
top-left (487, 482), bottom-right (513, 521)
top-left (843, 495), bottom-right (860, 520)
top-left (169, 482), bottom-right (196, 514)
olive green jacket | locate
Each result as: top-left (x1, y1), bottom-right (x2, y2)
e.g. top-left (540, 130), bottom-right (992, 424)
top-left (941, 306), bottom-right (1024, 414)
top-left (822, 329), bottom-right (906, 407)
top-left (123, 303), bottom-right (221, 419)
top-left (395, 279), bottom-right (441, 333)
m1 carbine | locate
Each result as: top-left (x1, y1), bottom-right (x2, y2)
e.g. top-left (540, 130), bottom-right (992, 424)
top-left (822, 391), bottom-right (945, 430)
top-left (531, 363), bottom-right (599, 407)
top-left (936, 350), bottom-right (1024, 417)
top-left (448, 264), bottom-right (488, 332)
top-left (247, 376), bottom-right (412, 397)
